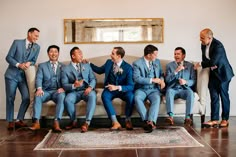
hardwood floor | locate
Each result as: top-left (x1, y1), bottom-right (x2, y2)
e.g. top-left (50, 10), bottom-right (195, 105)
top-left (0, 116), bottom-right (235, 157)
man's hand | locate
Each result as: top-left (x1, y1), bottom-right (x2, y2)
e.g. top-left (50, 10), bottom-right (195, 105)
top-left (35, 88), bottom-right (44, 96)
top-left (152, 78), bottom-right (162, 84)
top-left (105, 84), bottom-right (119, 91)
top-left (175, 65), bottom-right (185, 73)
top-left (84, 86), bottom-right (92, 96)
top-left (57, 88), bottom-right (65, 93)
top-left (74, 80), bottom-right (84, 88)
top-left (179, 78), bottom-right (187, 85)
top-left (18, 62), bottom-right (31, 70)
top-left (194, 62), bottom-right (201, 70)
top-left (82, 59), bottom-right (89, 64)
top-left (160, 79), bottom-right (165, 89)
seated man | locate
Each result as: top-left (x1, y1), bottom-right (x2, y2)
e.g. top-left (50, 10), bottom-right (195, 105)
top-left (133, 44), bottom-right (165, 133)
top-left (61, 47), bottom-right (96, 133)
top-left (90, 47), bottom-right (134, 130)
top-left (165, 47), bottom-right (196, 126)
top-left (29, 45), bottom-right (65, 133)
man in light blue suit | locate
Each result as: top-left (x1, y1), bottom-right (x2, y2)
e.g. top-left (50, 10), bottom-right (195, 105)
top-left (90, 47), bottom-right (134, 131)
top-left (133, 45), bottom-right (165, 133)
top-left (29, 45), bottom-right (65, 133)
top-left (165, 47), bottom-right (196, 126)
top-left (5, 28), bottom-right (40, 130)
top-left (61, 47), bottom-right (96, 133)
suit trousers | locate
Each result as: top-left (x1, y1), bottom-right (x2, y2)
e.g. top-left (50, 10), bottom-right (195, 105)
top-left (134, 88), bottom-right (161, 123)
top-left (65, 90), bottom-right (96, 121)
top-left (101, 89), bottom-right (134, 118)
top-left (165, 88), bottom-right (194, 117)
top-left (208, 74), bottom-right (231, 121)
top-left (33, 90), bottom-right (65, 120)
top-left (5, 77), bottom-right (30, 122)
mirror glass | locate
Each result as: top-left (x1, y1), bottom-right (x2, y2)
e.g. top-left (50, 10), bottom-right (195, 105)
top-left (64, 18), bottom-right (164, 44)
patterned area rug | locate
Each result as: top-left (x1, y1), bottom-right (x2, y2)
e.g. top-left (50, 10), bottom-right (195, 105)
top-left (34, 126), bottom-right (203, 150)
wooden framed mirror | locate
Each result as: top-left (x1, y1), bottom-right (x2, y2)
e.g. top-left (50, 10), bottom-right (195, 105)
top-left (64, 18), bottom-right (164, 44)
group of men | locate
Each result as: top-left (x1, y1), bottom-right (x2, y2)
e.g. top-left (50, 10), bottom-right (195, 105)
top-left (4, 27), bottom-right (234, 133)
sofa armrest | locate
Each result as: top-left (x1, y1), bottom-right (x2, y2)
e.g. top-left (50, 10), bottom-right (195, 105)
top-left (25, 65), bottom-right (37, 115)
top-left (196, 67), bottom-right (210, 115)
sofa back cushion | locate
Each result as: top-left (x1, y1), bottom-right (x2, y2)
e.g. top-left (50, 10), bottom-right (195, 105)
top-left (88, 55), bottom-right (171, 88)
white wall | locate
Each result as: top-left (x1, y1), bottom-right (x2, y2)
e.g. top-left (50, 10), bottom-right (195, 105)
top-left (0, 0), bottom-right (236, 119)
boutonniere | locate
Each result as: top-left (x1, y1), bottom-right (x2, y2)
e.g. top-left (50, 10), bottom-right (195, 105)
top-left (153, 64), bottom-right (158, 69)
top-left (82, 66), bottom-right (85, 71)
top-left (117, 67), bottom-right (123, 75)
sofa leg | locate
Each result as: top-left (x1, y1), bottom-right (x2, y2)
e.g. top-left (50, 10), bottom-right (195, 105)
top-left (201, 115), bottom-right (205, 128)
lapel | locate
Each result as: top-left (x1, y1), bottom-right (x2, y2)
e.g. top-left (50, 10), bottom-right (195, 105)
top-left (105, 61), bottom-right (113, 82)
top-left (209, 38), bottom-right (215, 58)
top-left (47, 61), bottom-right (54, 76)
top-left (21, 39), bottom-right (27, 60)
top-left (69, 63), bottom-right (78, 80)
top-left (142, 57), bottom-right (149, 73)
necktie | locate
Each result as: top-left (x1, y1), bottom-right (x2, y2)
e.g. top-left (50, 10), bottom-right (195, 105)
top-left (52, 63), bottom-right (56, 74)
top-left (26, 43), bottom-right (32, 52)
top-left (76, 63), bottom-right (80, 73)
top-left (149, 61), bottom-right (152, 71)
top-left (113, 63), bottom-right (119, 74)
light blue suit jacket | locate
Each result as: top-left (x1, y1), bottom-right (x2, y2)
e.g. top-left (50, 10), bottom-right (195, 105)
top-left (132, 57), bottom-right (164, 90)
top-left (61, 62), bottom-right (96, 92)
top-left (165, 61), bottom-right (196, 90)
top-left (5, 39), bottom-right (40, 80)
top-left (35, 61), bottom-right (64, 90)
top-left (90, 59), bottom-right (134, 92)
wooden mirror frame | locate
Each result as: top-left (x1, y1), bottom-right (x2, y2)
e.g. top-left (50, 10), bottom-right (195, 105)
top-left (64, 18), bottom-right (164, 44)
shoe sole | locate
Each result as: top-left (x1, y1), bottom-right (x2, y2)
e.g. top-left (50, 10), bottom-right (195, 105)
top-left (202, 123), bottom-right (219, 128)
top-left (165, 118), bottom-right (174, 125)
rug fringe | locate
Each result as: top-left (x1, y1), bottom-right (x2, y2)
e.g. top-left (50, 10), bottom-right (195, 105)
top-left (34, 130), bottom-right (52, 151)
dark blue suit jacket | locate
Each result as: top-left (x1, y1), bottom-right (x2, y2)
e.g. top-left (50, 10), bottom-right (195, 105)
top-left (201, 38), bottom-right (234, 82)
top-left (90, 59), bottom-right (134, 92)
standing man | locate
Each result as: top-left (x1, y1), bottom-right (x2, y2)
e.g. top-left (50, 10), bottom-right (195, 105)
top-left (61, 47), bottom-right (96, 133)
top-left (195, 28), bottom-right (234, 127)
top-left (5, 27), bottom-right (40, 130)
top-left (133, 44), bottom-right (165, 132)
top-left (29, 45), bottom-right (65, 133)
top-left (90, 47), bottom-right (134, 131)
top-left (165, 47), bottom-right (196, 126)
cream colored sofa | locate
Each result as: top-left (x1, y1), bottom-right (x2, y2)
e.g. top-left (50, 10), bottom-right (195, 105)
top-left (25, 55), bottom-right (210, 123)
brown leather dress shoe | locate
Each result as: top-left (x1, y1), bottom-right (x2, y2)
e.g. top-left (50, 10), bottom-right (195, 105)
top-left (29, 121), bottom-right (40, 131)
top-left (81, 122), bottom-right (89, 133)
top-left (15, 120), bottom-right (28, 128)
top-left (125, 120), bottom-right (133, 130)
top-left (7, 122), bottom-right (14, 130)
top-left (184, 118), bottom-right (193, 127)
top-left (220, 120), bottom-right (229, 128)
top-left (65, 121), bottom-right (77, 130)
top-left (110, 122), bottom-right (122, 131)
top-left (53, 121), bottom-right (62, 133)
top-left (144, 121), bottom-right (156, 133)
top-left (165, 117), bottom-right (174, 125)
top-left (202, 120), bottom-right (219, 128)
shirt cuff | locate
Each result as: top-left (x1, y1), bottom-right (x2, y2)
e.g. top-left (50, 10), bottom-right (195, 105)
top-left (150, 78), bottom-right (152, 84)
top-left (16, 63), bottom-right (19, 68)
top-left (118, 86), bottom-right (122, 91)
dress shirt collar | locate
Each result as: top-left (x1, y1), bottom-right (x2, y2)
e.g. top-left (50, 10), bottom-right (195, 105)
top-left (114, 59), bottom-right (123, 67)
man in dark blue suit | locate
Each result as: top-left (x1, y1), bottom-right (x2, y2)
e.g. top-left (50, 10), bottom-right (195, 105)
top-left (195, 28), bottom-right (234, 127)
top-left (29, 45), bottom-right (65, 133)
top-left (4, 28), bottom-right (40, 130)
top-left (90, 47), bottom-right (134, 130)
